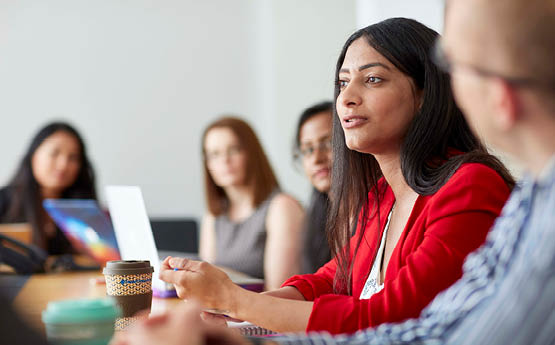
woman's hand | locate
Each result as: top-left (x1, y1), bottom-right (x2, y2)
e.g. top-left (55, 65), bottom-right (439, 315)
top-left (159, 257), bottom-right (312, 333)
top-left (109, 301), bottom-right (249, 345)
top-left (159, 256), bottom-right (240, 314)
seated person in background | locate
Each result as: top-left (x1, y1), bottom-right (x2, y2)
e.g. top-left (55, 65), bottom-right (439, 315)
top-left (159, 18), bottom-right (514, 335)
top-left (199, 116), bottom-right (304, 290)
top-left (293, 101), bottom-right (334, 274)
top-left (0, 122), bottom-right (97, 255)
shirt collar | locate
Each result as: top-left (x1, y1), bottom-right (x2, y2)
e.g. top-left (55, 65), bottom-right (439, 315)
top-left (537, 154), bottom-right (555, 185)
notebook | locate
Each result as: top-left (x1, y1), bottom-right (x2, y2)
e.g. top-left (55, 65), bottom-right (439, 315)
top-left (227, 321), bottom-right (277, 336)
top-left (43, 199), bottom-right (121, 265)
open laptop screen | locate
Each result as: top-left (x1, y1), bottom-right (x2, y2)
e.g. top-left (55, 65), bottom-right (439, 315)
top-left (43, 199), bottom-right (121, 265)
top-left (105, 186), bottom-right (164, 291)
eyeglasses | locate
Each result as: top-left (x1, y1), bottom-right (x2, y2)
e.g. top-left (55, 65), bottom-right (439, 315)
top-left (431, 38), bottom-right (555, 91)
top-left (296, 140), bottom-right (332, 160)
top-left (204, 146), bottom-right (243, 162)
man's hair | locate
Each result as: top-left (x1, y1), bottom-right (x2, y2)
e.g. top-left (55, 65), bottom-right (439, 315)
top-left (476, 0), bottom-right (555, 94)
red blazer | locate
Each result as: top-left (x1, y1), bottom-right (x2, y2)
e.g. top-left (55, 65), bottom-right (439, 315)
top-left (283, 163), bottom-right (510, 334)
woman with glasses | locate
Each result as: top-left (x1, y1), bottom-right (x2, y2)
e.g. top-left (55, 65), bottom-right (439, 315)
top-left (293, 101), bottom-right (334, 274)
top-left (199, 116), bottom-right (304, 290)
top-left (161, 18), bottom-right (514, 334)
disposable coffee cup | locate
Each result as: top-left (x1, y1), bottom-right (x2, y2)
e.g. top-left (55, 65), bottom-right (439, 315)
top-left (103, 260), bottom-right (154, 331)
top-left (42, 298), bottom-right (119, 345)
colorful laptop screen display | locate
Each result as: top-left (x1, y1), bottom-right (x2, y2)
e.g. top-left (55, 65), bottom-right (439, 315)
top-left (43, 199), bottom-right (121, 265)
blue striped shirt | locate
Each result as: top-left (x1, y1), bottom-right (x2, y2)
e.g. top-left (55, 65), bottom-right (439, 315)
top-left (277, 157), bottom-right (555, 345)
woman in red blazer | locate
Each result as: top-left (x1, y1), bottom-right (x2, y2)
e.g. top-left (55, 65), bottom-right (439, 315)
top-left (159, 18), bottom-right (514, 335)
top-left (281, 162), bottom-right (509, 333)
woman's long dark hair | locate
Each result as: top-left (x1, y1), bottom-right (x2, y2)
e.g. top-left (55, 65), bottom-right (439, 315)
top-left (5, 122), bottom-right (97, 249)
top-left (293, 101), bottom-right (333, 273)
top-left (327, 18), bottom-right (515, 294)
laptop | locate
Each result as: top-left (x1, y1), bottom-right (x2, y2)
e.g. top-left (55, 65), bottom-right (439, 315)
top-left (105, 186), bottom-right (264, 295)
top-left (43, 199), bottom-right (121, 265)
top-left (43, 191), bottom-right (180, 297)
top-left (45, 186), bottom-right (262, 297)
top-left (105, 185), bottom-right (177, 297)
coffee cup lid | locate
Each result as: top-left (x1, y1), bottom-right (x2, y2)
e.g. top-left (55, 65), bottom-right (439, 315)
top-left (103, 260), bottom-right (154, 275)
top-left (42, 298), bottom-right (119, 324)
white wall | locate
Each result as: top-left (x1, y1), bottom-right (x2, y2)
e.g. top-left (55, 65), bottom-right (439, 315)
top-left (356, 0), bottom-right (445, 33)
top-left (257, 1), bottom-right (356, 205)
top-left (0, 1), bottom-right (356, 220)
top-left (4, 1), bottom-right (485, 222)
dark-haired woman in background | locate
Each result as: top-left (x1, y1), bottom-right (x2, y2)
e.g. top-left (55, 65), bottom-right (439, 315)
top-left (0, 122), bottom-right (97, 255)
top-left (160, 18), bottom-right (513, 334)
top-left (294, 101), bottom-right (333, 274)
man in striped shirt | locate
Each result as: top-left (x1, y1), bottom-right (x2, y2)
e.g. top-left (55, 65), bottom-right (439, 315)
top-left (111, 0), bottom-right (554, 344)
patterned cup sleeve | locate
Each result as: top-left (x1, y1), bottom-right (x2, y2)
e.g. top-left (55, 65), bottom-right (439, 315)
top-left (105, 273), bottom-right (153, 296)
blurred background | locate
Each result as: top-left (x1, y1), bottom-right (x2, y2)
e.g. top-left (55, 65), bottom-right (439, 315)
top-left (0, 0), bottom-right (445, 220)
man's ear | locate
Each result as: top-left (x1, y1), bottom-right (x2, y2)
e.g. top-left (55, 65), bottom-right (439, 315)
top-left (491, 78), bottom-right (520, 131)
